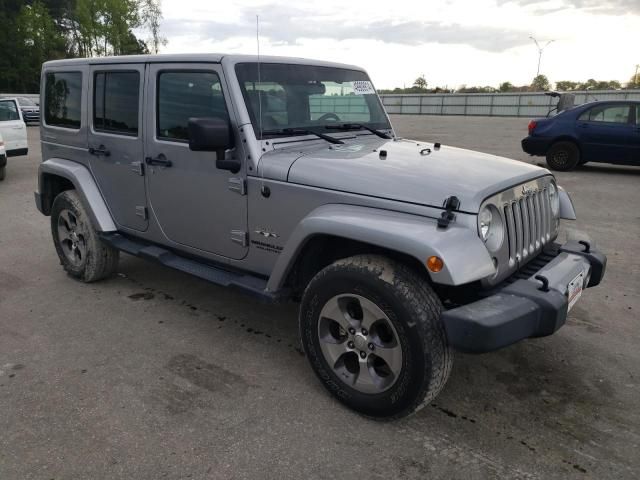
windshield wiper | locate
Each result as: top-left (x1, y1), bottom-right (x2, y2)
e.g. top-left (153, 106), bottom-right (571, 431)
top-left (262, 128), bottom-right (344, 145)
top-left (324, 123), bottom-right (392, 139)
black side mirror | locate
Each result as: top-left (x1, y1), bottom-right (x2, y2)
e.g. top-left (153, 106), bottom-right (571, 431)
top-left (188, 117), bottom-right (241, 173)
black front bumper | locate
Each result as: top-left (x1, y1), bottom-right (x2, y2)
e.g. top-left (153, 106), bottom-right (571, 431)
top-left (442, 241), bottom-right (606, 353)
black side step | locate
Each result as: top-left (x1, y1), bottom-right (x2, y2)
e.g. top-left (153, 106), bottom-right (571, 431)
top-left (100, 233), bottom-right (279, 302)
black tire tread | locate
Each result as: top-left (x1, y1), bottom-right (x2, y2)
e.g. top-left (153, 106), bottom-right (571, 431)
top-left (546, 141), bottom-right (580, 171)
top-left (301, 254), bottom-right (453, 419)
top-left (51, 190), bottom-right (119, 282)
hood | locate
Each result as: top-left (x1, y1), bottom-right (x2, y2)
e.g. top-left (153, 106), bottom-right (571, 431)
top-left (259, 136), bottom-right (550, 213)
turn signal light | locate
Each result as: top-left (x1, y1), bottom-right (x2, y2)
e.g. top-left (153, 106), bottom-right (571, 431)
top-left (528, 120), bottom-right (537, 135)
top-left (426, 256), bottom-right (444, 273)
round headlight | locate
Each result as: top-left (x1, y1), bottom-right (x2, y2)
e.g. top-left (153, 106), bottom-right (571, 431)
top-left (479, 207), bottom-right (492, 241)
top-left (478, 205), bottom-right (504, 252)
top-left (549, 182), bottom-right (560, 217)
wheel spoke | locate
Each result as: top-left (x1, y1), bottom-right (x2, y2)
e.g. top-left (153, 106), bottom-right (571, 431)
top-left (372, 343), bottom-right (403, 377)
top-left (319, 296), bottom-right (353, 330)
top-left (353, 358), bottom-right (379, 392)
top-left (358, 296), bottom-right (386, 331)
top-left (320, 339), bottom-right (349, 366)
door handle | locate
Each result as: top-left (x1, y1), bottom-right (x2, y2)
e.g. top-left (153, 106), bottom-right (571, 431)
top-left (89, 145), bottom-right (111, 157)
top-left (578, 123), bottom-right (589, 129)
top-left (145, 154), bottom-right (172, 167)
top-left (12, 125), bottom-right (23, 129)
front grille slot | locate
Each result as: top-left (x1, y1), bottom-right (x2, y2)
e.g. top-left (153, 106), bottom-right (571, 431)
top-left (503, 187), bottom-right (552, 267)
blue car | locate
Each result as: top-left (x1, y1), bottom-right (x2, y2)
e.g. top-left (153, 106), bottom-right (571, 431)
top-left (522, 100), bottom-right (640, 171)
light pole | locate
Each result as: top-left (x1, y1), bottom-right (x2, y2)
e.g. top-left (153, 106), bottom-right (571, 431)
top-left (529, 36), bottom-right (555, 77)
top-left (635, 64), bottom-right (639, 86)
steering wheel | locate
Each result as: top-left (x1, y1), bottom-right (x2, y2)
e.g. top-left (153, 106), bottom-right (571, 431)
top-left (316, 112), bottom-right (341, 122)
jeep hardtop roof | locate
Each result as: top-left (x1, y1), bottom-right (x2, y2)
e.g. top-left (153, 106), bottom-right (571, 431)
top-left (42, 54), bottom-right (364, 72)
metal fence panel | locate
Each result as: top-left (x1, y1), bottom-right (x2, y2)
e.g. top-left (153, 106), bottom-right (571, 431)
top-left (380, 90), bottom-right (640, 117)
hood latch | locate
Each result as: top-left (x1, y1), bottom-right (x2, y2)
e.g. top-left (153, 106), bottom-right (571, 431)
top-left (437, 196), bottom-right (460, 229)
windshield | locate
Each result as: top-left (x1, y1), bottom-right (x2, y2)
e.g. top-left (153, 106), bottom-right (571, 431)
top-left (235, 63), bottom-right (390, 139)
top-left (17, 97), bottom-right (37, 107)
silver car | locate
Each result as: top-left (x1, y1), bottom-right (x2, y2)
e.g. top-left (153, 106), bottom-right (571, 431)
top-left (34, 54), bottom-right (606, 419)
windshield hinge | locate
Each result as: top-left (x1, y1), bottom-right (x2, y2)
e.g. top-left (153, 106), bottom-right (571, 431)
top-left (437, 196), bottom-right (460, 229)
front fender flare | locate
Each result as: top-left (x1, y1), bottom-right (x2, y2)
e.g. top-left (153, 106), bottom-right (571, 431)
top-left (37, 158), bottom-right (116, 231)
top-left (265, 204), bottom-right (495, 292)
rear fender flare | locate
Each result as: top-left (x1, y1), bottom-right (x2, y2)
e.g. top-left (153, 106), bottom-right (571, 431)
top-left (38, 158), bottom-right (116, 231)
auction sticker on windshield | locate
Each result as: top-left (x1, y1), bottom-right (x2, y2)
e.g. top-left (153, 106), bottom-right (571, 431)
top-left (567, 271), bottom-right (584, 311)
top-left (352, 81), bottom-right (376, 95)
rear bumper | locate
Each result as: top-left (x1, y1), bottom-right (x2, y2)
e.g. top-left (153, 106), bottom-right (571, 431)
top-left (521, 136), bottom-right (551, 156)
top-left (442, 240), bottom-right (606, 353)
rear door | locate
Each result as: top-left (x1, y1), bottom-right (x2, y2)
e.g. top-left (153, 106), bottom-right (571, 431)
top-left (576, 103), bottom-right (635, 163)
top-left (88, 63), bottom-right (148, 231)
top-left (0, 98), bottom-right (27, 154)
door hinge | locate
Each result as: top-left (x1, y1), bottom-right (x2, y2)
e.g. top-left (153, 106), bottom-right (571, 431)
top-left (230, 230), bottom-right (248, 247)
top-left (135, 206), bottom-right (148, 220)
top-left (131, 161), bottom-right (144, 176)
top-left (228, 177), bottom-right (246, 195)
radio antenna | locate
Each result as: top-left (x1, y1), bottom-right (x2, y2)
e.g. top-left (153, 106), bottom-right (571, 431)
top-left (256, 14), bottom-right (266, 187)
top-left (256, 15), bottom-right (263, 146)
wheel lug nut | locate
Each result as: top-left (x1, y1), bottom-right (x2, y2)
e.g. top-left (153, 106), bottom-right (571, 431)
top-left (361, 328), bottom-right (368, 336)
top-left (368, 343), bottom-right (375, 350)
top-left (360, 351), bottom-right (366, 359)
top-left (347, 341), bottom-right (354, 349)
top-left (348, 327), bottom-right (355, 335)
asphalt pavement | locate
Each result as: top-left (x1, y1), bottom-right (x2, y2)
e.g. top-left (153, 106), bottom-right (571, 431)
top-left (1, 118), bottom-right (639, 479)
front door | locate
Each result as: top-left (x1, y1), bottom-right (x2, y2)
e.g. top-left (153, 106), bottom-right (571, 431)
top-left (144, 63), bottom-right (248, 259)
top-left (576, 103), bottom-right (635, 163)
top-left (88, 63), bottom-right (148, 231)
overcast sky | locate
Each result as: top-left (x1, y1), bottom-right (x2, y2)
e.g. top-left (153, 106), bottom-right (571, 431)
top-left (159, 0), bottom-right (639, 89)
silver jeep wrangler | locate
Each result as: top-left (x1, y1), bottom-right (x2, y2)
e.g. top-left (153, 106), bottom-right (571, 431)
top-left (35, 54), bottom-right (606, 419)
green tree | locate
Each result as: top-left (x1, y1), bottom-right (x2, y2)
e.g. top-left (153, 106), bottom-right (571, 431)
top-left (413, 75), bottom-right (428, 90)
top-left (498, 81), bottom-right (514, 92)
top-left (531, 74), bottom-right (551, 91)
top-left (0, 0), bottom-right (164, 92)
top-left (555, 80), bottom-right (578, 91)
top-left (628, 70), bottom-right (640, 89)
top-left (140, 0), bottom-right (166, 54)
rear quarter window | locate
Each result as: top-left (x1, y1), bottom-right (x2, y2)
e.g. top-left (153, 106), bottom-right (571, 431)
top-left (44, 71), bottom-right (82, 129)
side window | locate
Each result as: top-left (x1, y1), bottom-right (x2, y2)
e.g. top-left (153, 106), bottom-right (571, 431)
top-left (44, 71), bottom-right (82, 129)
top-left (0, 100), bottom-right (20, 121)
top-left (157, 71), bottom-right (228, 142)
top-left (579, 104), bottom-right (631, 124)
top-left (93, 71), bottom-right (140, 136)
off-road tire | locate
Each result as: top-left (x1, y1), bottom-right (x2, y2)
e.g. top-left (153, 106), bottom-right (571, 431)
top-left (51, 190), bottom-right (119, 282)
top-left (299, 254), bottom-right (453, 419)
top-left (546, 141), bottom-right (580, 171)
top-left (0, 166), bottom-right (5, 181)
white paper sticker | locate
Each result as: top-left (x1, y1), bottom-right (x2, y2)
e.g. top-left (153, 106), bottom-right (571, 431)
top-left (352, 81), bottom-right (376, 95)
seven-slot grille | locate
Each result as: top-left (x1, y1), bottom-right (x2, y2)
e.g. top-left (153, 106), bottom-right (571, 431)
top-left (503, 187), bottom-right (553, 266)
